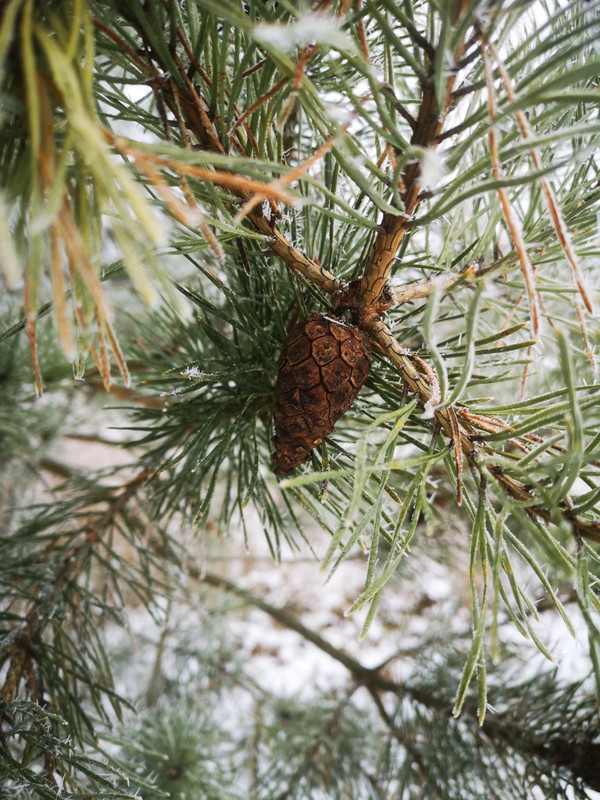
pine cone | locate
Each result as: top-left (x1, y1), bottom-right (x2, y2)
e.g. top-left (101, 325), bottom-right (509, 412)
top-left (272, 313), bottom-right (372, 477)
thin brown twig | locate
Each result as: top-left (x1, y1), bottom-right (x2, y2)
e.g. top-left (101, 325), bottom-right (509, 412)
top-left (104, 316), bottom-right (131, 387)
top-left (234, 131), bottom-right (344, 222)
top-left (73, 300), bottom-right (104, 378)
top-left (50, 224), bottom-right (74, 357)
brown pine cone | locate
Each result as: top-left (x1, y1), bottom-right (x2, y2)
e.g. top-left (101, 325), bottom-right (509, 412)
top-left (272, 312), bottom-right (372, 477)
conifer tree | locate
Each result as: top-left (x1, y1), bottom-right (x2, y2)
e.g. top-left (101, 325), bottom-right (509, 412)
top-left (1, 0), bottom-right (600, 797)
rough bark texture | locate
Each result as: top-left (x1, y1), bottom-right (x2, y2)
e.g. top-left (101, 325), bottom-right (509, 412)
top-left (272, 313), bottom-right (371, 477)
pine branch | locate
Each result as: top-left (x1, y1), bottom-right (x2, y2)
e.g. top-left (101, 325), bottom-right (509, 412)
top-left (96, 16), bottom-right (343, 296)
top-left (353, 0), bottom-right (472, 311)
top-left (363, 316), bottom-right (600, 543)
top-left (103, 1), bottom-right (600, 546)
top-left (200, 570), bottom-right (380, 685)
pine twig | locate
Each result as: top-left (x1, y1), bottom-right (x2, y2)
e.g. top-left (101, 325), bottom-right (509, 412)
top-left (199, 570), bottom-right (379, 684)
top-left (355, 0), bottom-right (471, 311)
top-left (373, 262), bottom-right (481, 312)
top-left (153, 75), bottom-right (342, 296)
top-left (363, 316), bottom-right (600, 545)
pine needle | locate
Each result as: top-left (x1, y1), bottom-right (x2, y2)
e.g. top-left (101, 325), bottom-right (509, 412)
top-left (481, 39), bottom-right (540, 336)
top-left (489, 40), bottom-right (594, 317)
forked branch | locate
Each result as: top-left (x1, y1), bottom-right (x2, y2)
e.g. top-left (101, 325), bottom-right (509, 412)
top-left (100, 6), bottom-right (600, 545)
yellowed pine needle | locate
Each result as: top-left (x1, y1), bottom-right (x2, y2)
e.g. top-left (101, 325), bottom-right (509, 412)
top-left (458, 409), bottom-right (511, 433)
top-left (482, 41), bottom-right (540, 335)
top-left (50, 224), bottom-right (75, 358)
top-left (573, 296), bottom-right (595, 369)
top-left (58, 205), bottom-right (111, 324)
top-left (141, 152), bottom-right (295, 206)
top-left (155, 158), bottom-right (296, 205)
top-left (448, 406), bottom-right (464, 506)
top-left (177, 169), bottom-right (224, 263)
top-left (495, 287), bottom-right (535, 399)
top-left (461, 408), bottom-right (532, 453)
top-left (133, 153), bottom-right (223, 261)
top-left (462, 415), bottom-right (530, 454)
top-left (489, 41), bottom-right (593, 315)
top-left (162, 90), bottom-right (227, 263)
top-left (196, 213), bottom-right (225, 262)
top-left (72, 302), bottom-right (105, 377)
top-left (520, 344), bottom-right (534, 400)
top-left (174, 47), bottom-right (260, 158)
top-left (105, 130), bottom-right (297, 207)
top-left (24, 272), bottom-right (43, 398)
top-left (184, 181), bottom-right (225, 262)
top-left (96, 306), bottom-right (111, 391)
top-left (139, 159), bottom-right (198, 224)
top-left (276, 43), bottom-right (319, 133)
top-left (104, 317), bottom-right (130, 387)
top-left (494, 289), bottom-right (524, 347)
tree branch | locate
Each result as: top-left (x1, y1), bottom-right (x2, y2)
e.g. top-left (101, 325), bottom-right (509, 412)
top-left (160, 63), bottom-right (342, 297)
top-left (200, 570), bottom-right (600, 792)
top-left (363, 316), bottom-right (600, 544)
top-left (355, 1), bottom-right (471, 311)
